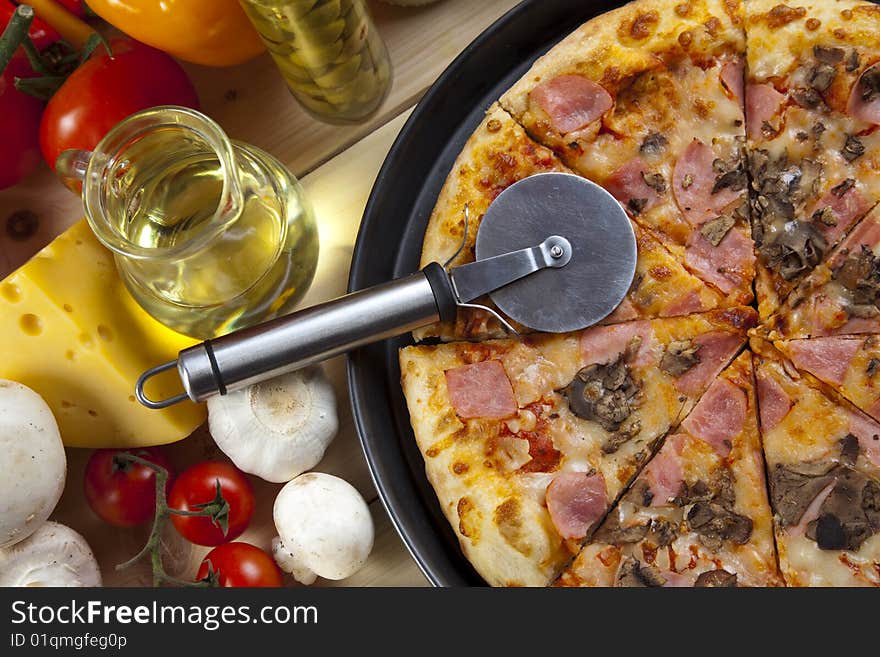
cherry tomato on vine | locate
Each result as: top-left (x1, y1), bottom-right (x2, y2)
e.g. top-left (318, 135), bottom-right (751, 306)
top-left (84, 447), bottom-right (174, 528)
top-left (39, 37), bottom-right (199, 171)
top-left (169, 462), bottom-right (254, 547)
top-left (197, 543), bottom-right (283, 588)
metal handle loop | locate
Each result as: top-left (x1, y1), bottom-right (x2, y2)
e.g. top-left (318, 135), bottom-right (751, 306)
top-left (135, 360), bottom-right (190, 409)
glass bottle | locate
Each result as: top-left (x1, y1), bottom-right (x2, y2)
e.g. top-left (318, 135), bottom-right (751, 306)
top-left (56, 106), bottom-right (319, 340)
top-left (239, 0), bottom-right (392, 123)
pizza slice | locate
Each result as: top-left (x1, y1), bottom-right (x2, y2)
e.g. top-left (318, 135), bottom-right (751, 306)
top-left (745, 0), bottom-right (880, 319)
top-left (399, 308), bottom-right (754, 586)
top-left (498, 0), bottom-right (754, 306)
top-left (416, 103), bottom-right (727, 342)
top-left (555, 352), bottom-right (780, 587)
top-left (760, 205), bottom-right (880, 339)
top-left (774, 334), bottom-right (880, 425)
top-left (753, 340), bottom-right (880, 586)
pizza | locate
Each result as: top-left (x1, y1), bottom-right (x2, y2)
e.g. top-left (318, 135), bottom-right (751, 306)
top-left (555, 353), bottom-right (780, 587)
top-left (399, 0), bottom-right (880, 587)
top-left (753, 340), bottom-right (880, 586)
top-left (416, 104), bottom-right (728, 343)
top-left (400, 308), bottom-right (754, 586)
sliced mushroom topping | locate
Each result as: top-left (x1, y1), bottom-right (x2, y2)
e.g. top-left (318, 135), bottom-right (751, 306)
top-left (628, 197), bottom-right (649, 215)
top-left (846, 49), bottom-right (860, 73)
top-left (660, 339), bottom-right (702, 376)
top-left (602, 416), bottom-right (642, 454)
top-left (694, 569), bottom-right (737, 587)
top-left (866, 358), bottom-right (880, 377)
top-left (640, 132), bottom-right (668, 156)
top-left (810, 63), bottom-right (837, 92)
top-left (831, 178), bottom-right (856, 199)
top-left (593, 513), bottom-right (650, 544)
top-left (833, 245), bottom-right (880, 308)
top-left (700, 215), bottom-right (736, 247)
top-left (842, 135), bottom-right (865, 162)
top-left (804, 468), bottom-right (880, 551)
top-left (812, 206), bottom-right (836, 226)
top-left (761, 221), bottom-right (827, 281)
top-left (839, 434), bottom-right (860, 467)
top-left (641, 171), bottom-right (667, 194)
top-left (562, 347), bottom-right (643, 432)
top-left (675, 479), bottom-right (713, 506)
top-left (812, 45), bottom-right (844, 65)
top-left (712, 166), bottom-right (747, 195)
top-left (648, 518), bottom-right (679, 547)
top-left (616, 557), bottom-right (666, 587)
top-left (686, 500), bottom-right (754, 550)
top-left (768, 461), bottom-right (837, 527)
top-left (792, 87), bottom-right (824, 109)
top-left (859, 64), bottom-right (880, 102)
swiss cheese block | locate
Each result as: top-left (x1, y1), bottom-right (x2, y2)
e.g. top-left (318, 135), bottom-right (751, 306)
top-left (0, 220), bottom-right (206, 447)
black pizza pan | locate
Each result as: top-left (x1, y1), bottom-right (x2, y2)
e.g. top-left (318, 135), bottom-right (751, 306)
top-left (347, 0), bottom-right (625, 586)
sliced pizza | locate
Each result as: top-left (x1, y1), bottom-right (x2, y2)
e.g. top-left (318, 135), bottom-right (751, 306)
top-left (761, 205), bottom-right (880, 339)
top-left (416, 103), bottom-right (727, 342)
top-left (753, 340), bottom-right (880, 586)
top-left (774, 335), bottom-right (880, 425)
top-left (555, 352), bottom-right (780, 587)
top-left (745, 0), bottom-right (880, 319)
top-left (399, 308), bottom-right (754, 586)
top-left (499, 0), bottom-right (754, 305)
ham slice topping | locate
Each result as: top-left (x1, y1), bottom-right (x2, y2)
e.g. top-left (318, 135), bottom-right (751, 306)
top-left (681, 378), bottom-right (747, 456)
top-left (580, 320), bottom-right (656, 367)
top-left (746, 83), bottom-right (785, 140)
top-left (444, 360), bottom-right (517, 419)
top-left (546, 471), bottom-right (608, 539)
top-left (847, 64), bottom-right (880, 125)
top-left (786, 337), bottom-right (861, 386)
top-left (720, 58), bottom-right (745, 105)
top-left (604, 157), bottom-right (664, 216)
top-left (530, 75), bottom-right (613, 135)
top-left (685, 225), bottom-right (753, 295)
top-left (643, 435), bottom-right (685, 506)
top-left (674, 332), bottom-right (742, 396)
top-left (847, 410), bottom-right (880, 467)
top-left (673, 140), bottom-right (743, 227)
top-left (663, 289), bottom-right (710, 317)
top-left (756, 372), bottom-right (792, 432)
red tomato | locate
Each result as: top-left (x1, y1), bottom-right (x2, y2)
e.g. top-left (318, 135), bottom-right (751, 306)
top-left (83, 447), bottom-right (175, 528)
top-left (169, 462), bottom-right (254, 547)
top-left (39, 37), bottom-right (199, 171)
top-left (1, 1), bottom-right (60, 53)
top-left (196, 543), bottom-right (283, 588)
top-left (0, 55), bottom-right (43, 189)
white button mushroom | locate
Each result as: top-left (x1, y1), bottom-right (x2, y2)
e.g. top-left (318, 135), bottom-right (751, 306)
top-left (0, 379), bottom-right (66, 548)
top-left (0, 521), bottom-right (101, 587)
top-left (272, 472), bottom-right (374, 584)
top-left (207, 366), bottom-right (339, 483)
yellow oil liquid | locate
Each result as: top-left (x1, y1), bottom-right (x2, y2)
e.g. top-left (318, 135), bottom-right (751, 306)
top-left (241, 0), bottom-right (391, 123)
top-left (102, 130), bottom-right (319, 339)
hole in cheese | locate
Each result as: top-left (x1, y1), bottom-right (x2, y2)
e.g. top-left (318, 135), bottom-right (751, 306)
top-left (19, 313), bottom-right (43, 336)
top-left (78, 333), bottom-right (94, 349)
top-left (63, 304), bottom-right (73, 313)
top-left (1, 283), bottom-right (21, 303)
top-left (65, 350), bottom-right (76, 361)
top-left (97, 324), bottom-right (114, 342)
top-left (87, 409), bottom-right (98, 417)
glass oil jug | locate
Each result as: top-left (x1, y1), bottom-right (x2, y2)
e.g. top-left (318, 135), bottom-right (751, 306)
top-left (56, 106), bottom-right (319, 340)
top-left (239, 0), bottom-right (392, 123)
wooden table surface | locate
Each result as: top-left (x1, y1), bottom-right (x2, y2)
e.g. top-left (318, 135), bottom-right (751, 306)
top-left (0, 0), bottom-right (522, 587)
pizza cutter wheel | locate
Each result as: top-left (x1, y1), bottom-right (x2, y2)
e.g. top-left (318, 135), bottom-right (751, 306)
top-left (136, 172), bottom-right (637, 407)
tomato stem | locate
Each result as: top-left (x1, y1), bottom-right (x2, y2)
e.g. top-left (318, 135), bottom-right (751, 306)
top-left (0, 5), bottom-right (34, 73)
top-left (113, 453), bottom-right (217, 588)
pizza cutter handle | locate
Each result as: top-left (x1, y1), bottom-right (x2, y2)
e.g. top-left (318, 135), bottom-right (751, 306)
top-left (135, 263), bottom-right (457, 407)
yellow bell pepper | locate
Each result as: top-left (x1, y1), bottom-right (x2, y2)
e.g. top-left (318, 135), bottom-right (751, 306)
top-left (85, 0), bottom-right (264, 67)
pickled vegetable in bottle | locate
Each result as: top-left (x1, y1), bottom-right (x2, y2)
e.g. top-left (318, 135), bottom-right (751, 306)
top-left (240, 0), bottom-right (392, 123)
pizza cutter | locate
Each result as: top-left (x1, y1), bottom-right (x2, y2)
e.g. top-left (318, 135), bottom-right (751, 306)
top-left (135, 172), bottom-right (637, 407)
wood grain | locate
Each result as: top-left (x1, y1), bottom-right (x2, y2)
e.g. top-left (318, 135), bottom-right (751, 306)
top-left (0, 0), bottom-right (521, 588)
